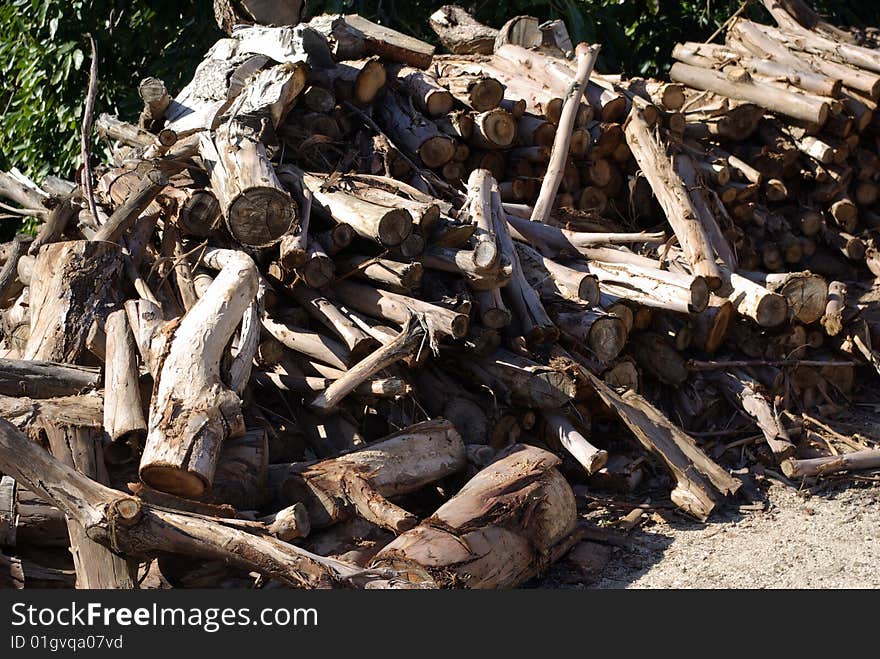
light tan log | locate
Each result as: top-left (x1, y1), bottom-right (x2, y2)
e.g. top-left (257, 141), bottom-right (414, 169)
top-left (333, 279), bottom-right (468, 339)
top-left (738, 270), bottom-right (828, 324)
top-left (625, 108), bottom-right (722, 287)
top-left (782, 449), bottom-right (880, 478)
top-left (370, 444), bottom-right (576, 588)
top-left (529, 43), bottom-right (601, 226)
top-left (375, 90), bottom-right (455, 168)
top-left (543, 411), bottom-right (608, 474)
top-left (583, 370), bottom-right (739, 520)
top-left (275, 419), bottom-right (465, 532)
top-left (139, 250), bottom-right (259, 498)
top-left (103, 309), bottom-right (146, 444)
top-left (726, 272), bottom-right (788, 328)
top-left (492, 186), bottom-right (556, 343)
top-left (200, 121), bottom-right (295, 248)
top-left (554, 310), bottom-right (627, 363)
top-left (396, 65), bottom-right (454, 116)
top-left (25, 241), bottom-right (122, 362)
top-left (671, 62), bottom-right (827, 126)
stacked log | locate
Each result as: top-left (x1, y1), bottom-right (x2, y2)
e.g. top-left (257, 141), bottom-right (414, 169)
top-left (0, 2), bottom-right (879, 590)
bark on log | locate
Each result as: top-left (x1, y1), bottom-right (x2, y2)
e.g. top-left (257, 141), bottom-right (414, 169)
top-left (25, 241), bottom-right (122, 363)
top-left (200, 121), bottom-right (296, 248)
top-left (429, 6), bottom-right (498, 54)
top-left (625, 109), bottom-right (722, 287)
top-left (275, 419), bottom-right (466, 532)
top-left (583, 370), bottom-right (740, 520)
top-left (102, 309), bottom-right (147, 444)
top-left (0, 359), bottom-right (99, 398)
top-left (370, 444), bottom-right (576, 588)
top-left (739, 270), bottom-right (828, 324)
top-left (0, 419), bottom-right (409, 588)
top-left (140, 251), bottom-right (259, 498)
top-left (376, 91), bottom-right (456, 169)
top-left (43, 421), bottom-right (136, 589)
top-left (782, 449), bottom-right (880, 478)
top-left (297, 169), bottom-right (413, 247)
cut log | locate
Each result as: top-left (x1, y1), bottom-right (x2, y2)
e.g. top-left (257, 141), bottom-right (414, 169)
top-left (739, 271), bottom-right (828, 324)
top-left (554, 310), bottom-right (627, 363)
top-left (583, 370), bottom-right (740, 521)
top-left (333, 279), bottom-right (468, 339)
top-left (200, 120), bottom-right (296, 248)
top-left (726, 271), bottom-right (789, 328)
top-left (543, 411), bottom-right (608, 475)
top-left (25, 241), bottom-right (122, 362)
top-left (782, 449), bottom-right (880, 478)
top-left (370, 444), bottom-right (576, 588)
top-left (140, 250), bottom-right (259, 498)
top-left (396, 66), bottom-right (454, 117)
top-left (0, 359), bottom-right (99, 398)
top-left (625, 109), bottom-right (722, 287)
top-left (0, 419), bottom-right (406, 588)
top-left (429, 6), bottom-right (498, 54)
top-left (275, 419), bottom-right (465, 532)
top-left (670, 62), bottom-right (828, 125)
top-left (102, 309), bottom-right (147, 444)
top-left (375, 91), bottom-right (456, 169)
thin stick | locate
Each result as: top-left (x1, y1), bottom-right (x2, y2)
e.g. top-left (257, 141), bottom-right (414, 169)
top-left (529, 43), bottom-right (601, 225)
top-left (688, 359), bottom-right (860, 370)
top-left (81, 35), bottom-right (99, 224)
top-left (704, 0), bottom-right (752, 45)
top-left (0, 201), bottom-right (46, 217)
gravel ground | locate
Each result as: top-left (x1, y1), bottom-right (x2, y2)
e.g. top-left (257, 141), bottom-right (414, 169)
top-left (588, 482), bottom-right (880, 588)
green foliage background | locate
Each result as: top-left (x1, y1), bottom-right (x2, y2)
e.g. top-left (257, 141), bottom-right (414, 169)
top-left (1, 0), bottom-right (879, 185)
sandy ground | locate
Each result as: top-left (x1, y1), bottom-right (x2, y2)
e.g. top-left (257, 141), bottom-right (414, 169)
top-left (546, 482), bottom-right (880, 589)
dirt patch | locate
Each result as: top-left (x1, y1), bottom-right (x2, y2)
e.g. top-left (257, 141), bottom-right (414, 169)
top-left (542, 482), bottom-right (880, 588)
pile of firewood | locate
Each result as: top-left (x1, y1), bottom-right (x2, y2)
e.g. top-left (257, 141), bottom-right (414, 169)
top-left (1, 0), bottom-right (880, 590)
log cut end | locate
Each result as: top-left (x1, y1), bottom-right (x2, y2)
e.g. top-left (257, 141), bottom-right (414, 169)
top-left (419, 135), bottom-right (456, 168)
top-left (754, 292), bottom-right (789, 328)
top-left (702, 299), bottom-right (734, 353)
top-left (589, 315), bottom-right (628, 363)
top-left (470, 78), bottom-right (505, 112)
top-left (377, 208), bottom-right (415, 246)
top-left (227, 187), bottom-right (296, 248)
top-left (779, 274), bottom-right (829, 324)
